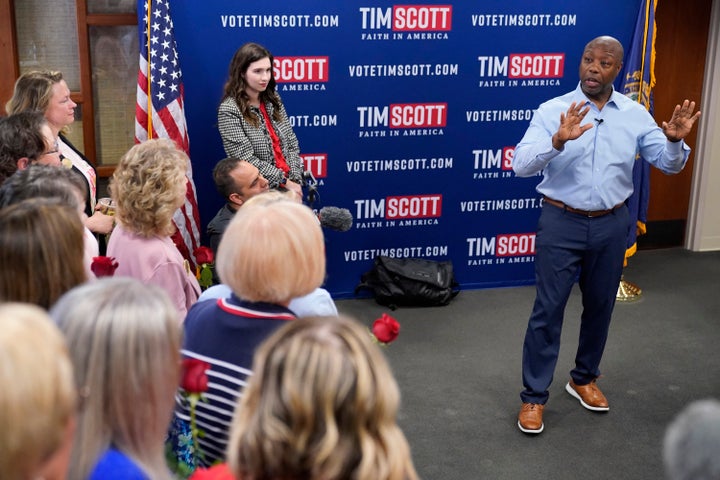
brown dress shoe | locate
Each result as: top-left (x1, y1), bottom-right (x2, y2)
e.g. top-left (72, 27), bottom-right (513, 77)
top-left (565, 379), bottom-right (609, 411)
top-left (518, 402), bottom-right (544, 434)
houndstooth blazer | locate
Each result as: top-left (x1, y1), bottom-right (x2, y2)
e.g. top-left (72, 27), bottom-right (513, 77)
top-left (217, 95), bottom-right (304, 187)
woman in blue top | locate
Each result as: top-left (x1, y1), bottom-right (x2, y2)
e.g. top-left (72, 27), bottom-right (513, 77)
top-left (51, 278), bottom-right (181, 480)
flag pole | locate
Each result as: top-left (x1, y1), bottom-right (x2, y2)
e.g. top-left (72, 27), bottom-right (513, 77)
top-left (618, 1), bottom-right (649, 302)
top-left (146, 0), bottom-right (153, 139)
top-left (135, 0), bottom-right (202, 268)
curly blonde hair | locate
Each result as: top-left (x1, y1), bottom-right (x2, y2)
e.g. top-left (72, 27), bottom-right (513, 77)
top-left (227, 315), bottom-right (418, 480)
top-left (110, 139), bottom-right (188, 237)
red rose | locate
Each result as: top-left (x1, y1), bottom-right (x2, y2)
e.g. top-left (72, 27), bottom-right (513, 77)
top-left (372, 313), bottom-right (400, 344)
top-left (194, 246), bottom-right (214, 266)
top-left (181, 358), bottom-right (211, 393)
top-left (190, 464), bottom-right (235, 480)
top-left (90, 256), bottom-right (119, 277)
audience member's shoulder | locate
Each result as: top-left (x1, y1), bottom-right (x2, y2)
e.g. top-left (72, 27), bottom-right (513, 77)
top-left (184, 295), bottom-right (222, 330)
top-left (89, 449), bottom-right (148, 480)
top-left (207, 205), bottom-right (234, 234)
top-left (289, 287), bottom-right (338, 317)
top-left (198, 284), bottom-right (232, 303)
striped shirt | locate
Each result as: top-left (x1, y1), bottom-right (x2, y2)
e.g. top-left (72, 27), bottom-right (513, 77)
top-left (174, 295), bottom-right (295, 466)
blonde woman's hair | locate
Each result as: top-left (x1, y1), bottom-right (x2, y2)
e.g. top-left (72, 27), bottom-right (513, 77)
top-left (227, 315), bottom-right (418, 480)
top-left (216, 191), bottom-right (326, 304)
top-left (0, 198), bottom-right (86, 309)
top-left (110, 138), bottom-right (188, 237)
top-left (50, 277), bottom-right (182, 480)
top-left (5, 70), bottom-right (64, 116)
top-left (0, 303), bottom-right (76, 480)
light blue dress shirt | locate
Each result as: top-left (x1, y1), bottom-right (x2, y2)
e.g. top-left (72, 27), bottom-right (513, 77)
top-left (198, 284), bottom-right (338, 317)
top-left (513, 83), bottom-right (690, 210)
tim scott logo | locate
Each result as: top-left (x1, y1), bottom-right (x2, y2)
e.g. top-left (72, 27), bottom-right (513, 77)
top-left (478, 53), bottom-right (564, 78)
top-left (358, 103), bottom-right (447, 128)
top-left (473, 147), bottom-right (514, 170)
top-left (354, 194), bottom-right (442, 219)
top-left (467, 233), bottom-right (536, 257)
top-left (359, 5), bottom-right (452, 30)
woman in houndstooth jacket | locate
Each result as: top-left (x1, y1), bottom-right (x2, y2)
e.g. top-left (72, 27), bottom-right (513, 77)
top-left (217, 42), bottom-right (304, 198)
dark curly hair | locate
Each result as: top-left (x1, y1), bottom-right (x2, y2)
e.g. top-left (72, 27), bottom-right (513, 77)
top-left (0, 112), bottom-right (48, 184)
top-left (222, 42), bottom-right (282, 127)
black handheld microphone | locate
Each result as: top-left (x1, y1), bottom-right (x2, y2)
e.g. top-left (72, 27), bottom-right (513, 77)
top-left (302, 170), bottom-right (319, 206)
top-left (302, 170), bottom-right (317, 187)
top-left (595, 118), bottom-right (604, 124)
top-left (318, 206), bottom-right (353, 232)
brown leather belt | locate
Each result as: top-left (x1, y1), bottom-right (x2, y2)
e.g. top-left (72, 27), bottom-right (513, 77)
top-left (543, 196), bottom-right (624, 218)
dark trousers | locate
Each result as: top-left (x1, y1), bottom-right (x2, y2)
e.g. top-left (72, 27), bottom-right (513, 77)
top-left (520, 203), bottom-right (630, 404)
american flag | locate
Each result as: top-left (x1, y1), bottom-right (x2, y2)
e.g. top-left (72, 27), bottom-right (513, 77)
top-left (136, 0), bottom-right (201, 267)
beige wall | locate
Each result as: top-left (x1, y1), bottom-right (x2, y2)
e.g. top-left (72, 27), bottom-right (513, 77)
top-left (687, 0), bottom-right (720, 251)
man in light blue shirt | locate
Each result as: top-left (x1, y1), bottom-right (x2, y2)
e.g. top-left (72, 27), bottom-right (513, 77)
top-left (513, 35), bottom-right (701, 435)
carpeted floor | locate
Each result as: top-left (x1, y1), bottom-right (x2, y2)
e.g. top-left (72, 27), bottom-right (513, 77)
top-left (335, 248), bottom-right (720, 480)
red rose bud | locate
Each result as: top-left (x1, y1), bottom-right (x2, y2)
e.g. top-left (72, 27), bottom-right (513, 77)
top-left (181, 358), bottom-right (211, 393)
top-left (372, 313), bottom-right (400, 344)
top-left (194, 246), bottom-right (214, 266)
top-left (91, 256), bottom-right (119, 277)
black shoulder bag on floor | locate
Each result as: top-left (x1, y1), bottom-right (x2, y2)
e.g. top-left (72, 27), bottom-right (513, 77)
top-left (355, 256), bottom-right (460, 309)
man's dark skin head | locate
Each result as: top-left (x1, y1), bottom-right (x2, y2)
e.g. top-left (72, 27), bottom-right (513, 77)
top-left (578, 36), bottom-right (624, 108)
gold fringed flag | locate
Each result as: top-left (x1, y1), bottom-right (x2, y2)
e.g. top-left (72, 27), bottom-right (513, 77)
top-left (619, 0), bottom-right (658, 266)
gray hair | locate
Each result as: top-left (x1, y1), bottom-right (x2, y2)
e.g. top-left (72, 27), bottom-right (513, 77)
top-left (0, 164), bottom-right (85, 209)
top-left (663, 399), bottom-right (720, 480)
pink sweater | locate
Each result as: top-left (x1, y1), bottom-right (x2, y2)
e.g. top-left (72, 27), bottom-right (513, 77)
top-left (107, 224), bottom-right (200, 319)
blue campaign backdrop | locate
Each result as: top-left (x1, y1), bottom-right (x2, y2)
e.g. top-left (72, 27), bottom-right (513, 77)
top-left (170, 1), bottom-right (640, 298)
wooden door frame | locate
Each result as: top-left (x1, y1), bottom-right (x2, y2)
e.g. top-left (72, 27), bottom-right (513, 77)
top-left (0, 0), bottom-right (20, 105)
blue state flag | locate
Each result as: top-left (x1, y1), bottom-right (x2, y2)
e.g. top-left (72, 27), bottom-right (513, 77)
top-left (617, 0), bottom-right (658, 265)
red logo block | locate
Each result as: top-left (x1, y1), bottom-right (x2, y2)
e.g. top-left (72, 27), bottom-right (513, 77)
top-left (495, 233), bottom-right (536, 256)
top-left (385, 194), bottom-right (442, 219)
top-left (392, 5), bottom-right (452, 31)
top-left (508, 53), bottom-right (564, 78)
top-left (274, 56), bottom-right (329, 82)
top-left (502, 147), bottom-right (515, 170)
top-left (389, 103), bottom-right (447, 128)
top-left (301, 153), bottom-right (327, 178)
